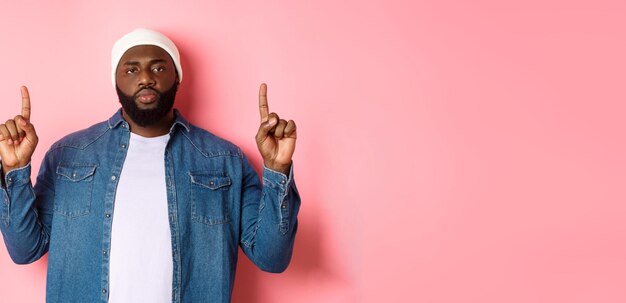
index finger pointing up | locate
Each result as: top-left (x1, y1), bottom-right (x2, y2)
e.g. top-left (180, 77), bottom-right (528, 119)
top-left (259, 83), bottom-right (269, 123)
top-left (21, 86), bottom-right (31, 120)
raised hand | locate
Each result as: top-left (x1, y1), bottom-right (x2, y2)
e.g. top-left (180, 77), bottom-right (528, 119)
top-left (0, 86), bottom-right (38, 175)
top-left (255, 83), bottom-right (297, 175)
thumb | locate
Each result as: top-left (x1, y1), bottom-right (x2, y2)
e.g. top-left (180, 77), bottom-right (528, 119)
top-left (256, 117), bottom-right (277, 142)
top-left (17, 116), bottom-right (38, 143)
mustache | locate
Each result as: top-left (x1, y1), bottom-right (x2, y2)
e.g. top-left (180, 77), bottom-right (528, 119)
top-left (134, 88), bottom-right (160, 98)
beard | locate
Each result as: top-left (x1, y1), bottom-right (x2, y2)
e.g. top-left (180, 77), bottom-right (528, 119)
top-left (116, 82), bottom-right (178, 127)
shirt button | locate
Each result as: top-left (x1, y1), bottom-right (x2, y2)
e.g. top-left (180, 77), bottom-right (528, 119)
top-left (111, 175), bottom-right (116, 181)
top-left (105, 214), bottom-right (111, 218)
top-left (102, 289), bottom-right (107, 294)
top-left (209, 181), bottom-right (215, 186)
top-left (281, 203), bottom-right (287, 209)
top-left (280, 180), bottom-right (286, 184)
top-left (121, 144), bottom-right (126, 149)
top-left (103, 250), bottom-right (107, 255)
top-left (7, 177), bottom-right (12, 183)
top-left (72, 173), bottom-right (77, 178)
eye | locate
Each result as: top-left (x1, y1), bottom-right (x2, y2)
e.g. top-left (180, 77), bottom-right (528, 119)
top-left (152, 66), bottom-right (165, 73)
top-left (125, 68), bottom-right (138, 74)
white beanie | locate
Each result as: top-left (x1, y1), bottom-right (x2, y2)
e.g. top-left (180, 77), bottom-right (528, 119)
top-left (111, 28), bottom-right (183, 88)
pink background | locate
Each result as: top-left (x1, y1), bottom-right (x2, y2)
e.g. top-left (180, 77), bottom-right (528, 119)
top-left (1, 0), bottom-right (625, 302)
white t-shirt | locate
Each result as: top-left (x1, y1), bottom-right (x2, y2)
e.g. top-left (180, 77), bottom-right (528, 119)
top-left (109, 133), bottom-right (172, 302)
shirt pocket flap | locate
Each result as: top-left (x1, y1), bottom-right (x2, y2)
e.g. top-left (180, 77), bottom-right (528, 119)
top-left (190, 174), bottom-right (231, 190)
top-left (56, 165), bottom-right (97, 182)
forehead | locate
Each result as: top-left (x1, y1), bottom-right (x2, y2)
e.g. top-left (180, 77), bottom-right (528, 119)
top-left (119, 45), bottom-right (173, 65)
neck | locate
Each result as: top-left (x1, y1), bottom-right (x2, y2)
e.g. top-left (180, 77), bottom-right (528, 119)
top-left (122, 110), bottom-right (175, 137)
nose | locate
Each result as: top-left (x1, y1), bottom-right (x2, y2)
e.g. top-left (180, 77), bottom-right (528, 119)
top-left (137, 69), bottom-right (156, 88)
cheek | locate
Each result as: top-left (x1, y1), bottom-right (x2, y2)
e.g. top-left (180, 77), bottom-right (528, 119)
top-left (159, 73), bottom-right (178, 90)
top-left (116, 79), bottom-right (135, 96)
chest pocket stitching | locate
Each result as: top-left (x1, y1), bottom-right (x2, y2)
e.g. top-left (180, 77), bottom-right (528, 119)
top-left (54, 164), bottom-right (96, 218)
top-left (190, 174), bottom-right (232, 190)
top-left (56, 165), bottom-right (96, 181)
top-left (189, 173), bottom-right (232, 225)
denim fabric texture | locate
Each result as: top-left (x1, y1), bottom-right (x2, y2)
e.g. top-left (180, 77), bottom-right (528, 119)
top-left (0, 109), bottom-right (300, 302)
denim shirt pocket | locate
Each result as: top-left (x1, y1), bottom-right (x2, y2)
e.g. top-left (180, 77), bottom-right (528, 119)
top-left (189, 172), bottom-right (231, 225)
top-left (54, 164), bottom-right (96, 218)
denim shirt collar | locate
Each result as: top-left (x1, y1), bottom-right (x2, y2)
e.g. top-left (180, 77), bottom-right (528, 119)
top-left (107, 108), bottom-right (191, 133)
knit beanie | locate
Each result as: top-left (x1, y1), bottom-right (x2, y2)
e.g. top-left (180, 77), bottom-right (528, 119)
top-left (111, 28), bottom-right (183, 88)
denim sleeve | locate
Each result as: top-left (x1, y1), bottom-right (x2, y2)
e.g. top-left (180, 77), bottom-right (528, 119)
top-left (0, 156), bottom-right (54, 264)
top-left (239, 155), bottom-right (301, 273)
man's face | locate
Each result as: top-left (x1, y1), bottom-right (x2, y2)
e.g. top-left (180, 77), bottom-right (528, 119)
top-left (115, 45), bottom-right (179, 127)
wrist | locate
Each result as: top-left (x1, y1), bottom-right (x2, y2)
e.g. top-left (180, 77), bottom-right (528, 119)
top-left (264, 160), bottom-right (291, 175)
top-left (1, 161), bottom-right (28, 176)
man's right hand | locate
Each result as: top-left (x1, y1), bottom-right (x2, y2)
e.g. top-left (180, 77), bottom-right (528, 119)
top-left (0, 86), bottom-right (38, 175)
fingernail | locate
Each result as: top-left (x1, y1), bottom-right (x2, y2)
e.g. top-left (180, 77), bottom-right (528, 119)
top-left (269, 118), bottom-right (277, 125)
top-left (19, 118), bottom-right (27, 126)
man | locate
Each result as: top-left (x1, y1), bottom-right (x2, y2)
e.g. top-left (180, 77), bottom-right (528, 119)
top-left (0, 28), bottom-right (300, 302)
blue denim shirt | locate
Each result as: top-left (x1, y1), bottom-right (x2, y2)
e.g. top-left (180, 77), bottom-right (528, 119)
top-left (0, 109), bottom-right (300, 302)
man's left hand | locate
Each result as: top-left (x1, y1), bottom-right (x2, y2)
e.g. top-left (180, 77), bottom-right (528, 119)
top-left (255, 83), bottom-right (297, 175)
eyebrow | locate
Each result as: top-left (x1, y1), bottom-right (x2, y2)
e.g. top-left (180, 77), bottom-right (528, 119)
top-left (123, 59), bottom-right (168, 66)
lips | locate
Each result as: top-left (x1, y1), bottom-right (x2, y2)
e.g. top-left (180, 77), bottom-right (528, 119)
top-left (135, 89), bottom-right (159, 104)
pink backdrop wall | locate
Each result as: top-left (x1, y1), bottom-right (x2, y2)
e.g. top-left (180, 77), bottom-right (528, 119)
top-left (1, 1), bottom-right (625, 302)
